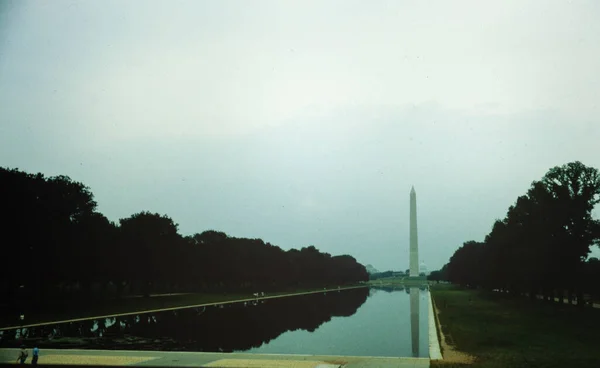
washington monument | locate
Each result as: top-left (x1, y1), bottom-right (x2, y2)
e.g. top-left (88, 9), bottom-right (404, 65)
top-left (409, 186), bottom-right (419, 277)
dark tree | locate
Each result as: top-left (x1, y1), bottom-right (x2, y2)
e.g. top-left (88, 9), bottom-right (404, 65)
top-left (0, 166), bottom-right (369, 322)
top-left (443, 161), bottom-right (600, 306)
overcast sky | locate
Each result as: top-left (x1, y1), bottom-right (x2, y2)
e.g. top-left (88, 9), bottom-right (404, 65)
top-left (1, 0), bottom-right (599, 271)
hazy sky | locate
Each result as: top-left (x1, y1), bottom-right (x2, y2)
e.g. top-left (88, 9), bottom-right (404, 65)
top-left (2, 0), bottom-right (599, 271)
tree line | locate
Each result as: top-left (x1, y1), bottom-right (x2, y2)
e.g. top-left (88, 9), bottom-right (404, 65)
top-left (436, 161), bottom-right (600, 305)
top-left (369, 270), bottom-right (418, 280)
top-left (0, 167), bottom-right (368, 316)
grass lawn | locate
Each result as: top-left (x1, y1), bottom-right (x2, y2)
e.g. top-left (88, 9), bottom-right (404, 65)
top-left (430, 284), bottom-right (600, 368)
top-left (0, 285), bottom-right (365, 330)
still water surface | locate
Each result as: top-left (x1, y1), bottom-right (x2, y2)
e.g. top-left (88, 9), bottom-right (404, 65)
top-left (1, 287), bottom-right (430, 358)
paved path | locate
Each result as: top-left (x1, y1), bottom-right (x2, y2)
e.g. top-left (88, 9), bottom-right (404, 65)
top-left (530, 293), bottom-right (600, 308)
top-left (0, 348), bottom-right (430, 367)
top-left (548, 296), bottom-right (600, 309)
top-left (493, 290), bottom-right (600, 309)
top-left (426, 293), bottom-right (442, 360)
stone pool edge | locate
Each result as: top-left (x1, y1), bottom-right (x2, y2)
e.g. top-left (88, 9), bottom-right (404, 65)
top-left (427, 290), bottom-right (442, 360)
top-left (0, 348), bottom-right (430, 367)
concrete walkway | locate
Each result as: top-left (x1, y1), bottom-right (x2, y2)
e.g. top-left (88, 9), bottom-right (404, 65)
top-left (521, 292), bottom-right (600, 309)
top-left (492, 290), bottom-right (600, 309)
top-left (545, 296), bottom-right (600, 309)
top-left (0, 348), bottom-right (429, 367)
top-left (426, 293), bottom-right (442, 360)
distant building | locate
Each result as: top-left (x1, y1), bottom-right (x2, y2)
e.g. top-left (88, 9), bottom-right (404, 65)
top-left (419, 261), bottom-right (428, 276)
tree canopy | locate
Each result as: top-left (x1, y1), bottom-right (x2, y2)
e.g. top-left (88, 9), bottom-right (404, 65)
top-left (0, 167), bottom-right (368, 320)
top-left (438, 161), bottom-right (600, 305)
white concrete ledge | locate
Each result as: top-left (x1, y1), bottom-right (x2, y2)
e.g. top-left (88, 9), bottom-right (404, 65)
top-left (428, 291), bottom-right (442, 360)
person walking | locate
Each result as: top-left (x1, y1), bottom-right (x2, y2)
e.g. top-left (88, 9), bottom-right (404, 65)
top-left (16, 345), bottom-right (28, 364)
top-left (31, 347), bottom-right (39, 365)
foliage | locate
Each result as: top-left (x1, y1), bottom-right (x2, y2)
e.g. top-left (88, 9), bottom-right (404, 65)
top-left (441, 161), bottom-right (600, 304)
top-left (427, 265), bottom-right (448, 282)
top-left (369, 270), bottom-right (395, 280)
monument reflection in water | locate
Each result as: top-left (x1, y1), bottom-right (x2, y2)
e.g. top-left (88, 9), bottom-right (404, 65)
top-left (410, 287), bottom-right (420, 357)
top-left (371, 286), bottom-right (428, 358)
top-left (1, 287), bottom-right (429, 358)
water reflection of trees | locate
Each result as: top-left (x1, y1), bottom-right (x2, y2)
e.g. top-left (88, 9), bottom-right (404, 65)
top-left (3, 288), bottom-right (369, 352)
top-left (370, 285), bottom-right (427, 294)
top-left (371, 286), bottom-right (404, 293)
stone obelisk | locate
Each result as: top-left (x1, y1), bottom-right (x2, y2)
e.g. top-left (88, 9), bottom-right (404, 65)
top-left (409, 186), bottom-right (419, 277)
